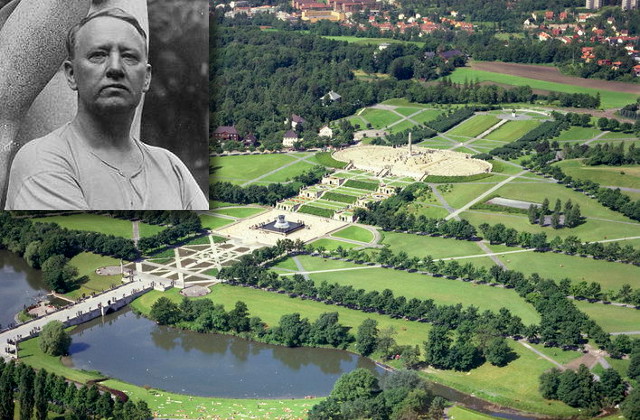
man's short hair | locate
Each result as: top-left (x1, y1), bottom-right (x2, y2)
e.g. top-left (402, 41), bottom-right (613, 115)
top-left (66, 8), bottom-right (148, 59)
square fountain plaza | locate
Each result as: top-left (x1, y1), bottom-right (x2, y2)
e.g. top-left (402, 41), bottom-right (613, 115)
top-left (217, 209), bottom-right (349, 246)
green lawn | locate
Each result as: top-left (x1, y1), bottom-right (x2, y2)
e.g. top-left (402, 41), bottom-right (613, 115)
top-left (212, 207), bottom-right (265, 218)
top-left (66, 252), bottom-right (122, 300)
top-left (261, 160), bottom-right (316, 183)
top-left (493, 250), bottom-right (640, 291)
top-left (32, 214), bottom-right (135, 239)
top-left (360, 108), bottom-right (403, 129)
top-left (447, 67), bottom-right (637, 109)
top-left (137, 222), bottom-right (165, 238)
top-left (379, 232), bottom-right (487, 260)
top-left (332, 226), bottom-right (375, 243)
top-left (422, 342), bottom-right (580, 417)
top-left (448, 115), bottom-right (501, 138)
top-left (447, 406), bottom-right (497, 420)
top-left (483, 120), bottom-right (541, 142)
top-left (553, 126), bottom-right (602, 141)
top-left (439, 183), bottom-right (497, 209)
top-left (308, 238), bottom-right (359, 251)
top-left (574, 301), bottom-right (640, 333)
top-left (199, 215), bottom-right (235, 230)
top-left (491, 182), bottom-right (637, 222)
top-left (388, 119), bottom-right (416, 134)
top-left (212, 154), bottom-right (297, 184)
top-left (413, 109), bottom-right (445, 125)
top-left (554, 160), bottom-right (640, 190)
top-left (132, 286), bottom-right (432, 351)
top-left (286, 255), bottom-right (539, 325)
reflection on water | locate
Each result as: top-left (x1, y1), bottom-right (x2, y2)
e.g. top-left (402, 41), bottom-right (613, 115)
top-left (0, 250), bottom-right (47, 329)
top-left (68, 307), bottom-right (383, 398)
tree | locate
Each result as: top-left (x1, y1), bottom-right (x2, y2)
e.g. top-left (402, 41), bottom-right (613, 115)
top-left (528, 204), bottom-right (538, 224)
top-left (33, 369), bottom-right (48, 420)
top-left (150, 297), bottom-right (181, 325)
top-left (18, 366), bottom-right (35, 420)
top-left (484, 338), bottom-right (513, 367)
top-left (539, 368), bottom-right (561, 400)
top-left (356, 319), bottom-right (378, 356)
top-left (424, 326), bottom-right (452, 369)
top-left (599, 368), bottom-right (625, 407)
top-left (41, 255), bottom-right (78, 293)
top-left (330, 368), bottom-right (379, 402)
top-left (39, 320), bottom-right (71, 356)
top-left (629, 351), bottom-right (640, 381)
top-left (275, 313), bottom-right (310, 347)
top-left (0, 362), bottom-right (15, 420)
top-left (622, 388), bottom-right (640, 420)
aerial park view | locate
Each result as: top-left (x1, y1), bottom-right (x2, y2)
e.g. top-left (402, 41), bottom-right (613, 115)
top-left (2, 0), bottom-right (640, 419)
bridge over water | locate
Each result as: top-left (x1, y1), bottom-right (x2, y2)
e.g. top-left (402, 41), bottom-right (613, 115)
top-left (1, 271), bottom-right (172, 361)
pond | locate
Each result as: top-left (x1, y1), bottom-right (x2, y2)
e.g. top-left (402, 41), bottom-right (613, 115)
top-left (66, 307), bottom-right (384, 398)
top-left (0, 250), bottom-right (48, 329)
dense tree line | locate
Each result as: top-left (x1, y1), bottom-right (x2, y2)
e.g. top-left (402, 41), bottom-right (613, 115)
top-left (308, 369), bottom-right (446, 420)
top-left (149, 295), bottom-right (353, 349)
top-left (216, 238), bottom-right (619, 356)
top-left (0, 360), bottom-right (151, 420)
top-left (563, 142), bottom-right (640, 166)
top-left (620, 102), bottom-right (640, 120)
top-left (526, 198), bottom-right (583, 229)
top-left (136, 216), bottom-right (203, 255)
top-left (210, 165), bottom-right (329, 204)
top-left (539, 365), bottom-right (626, 415)
top-left (0, 213), bottom-right (139, 262)
top-left (532, 161), bottom-right (640, 222)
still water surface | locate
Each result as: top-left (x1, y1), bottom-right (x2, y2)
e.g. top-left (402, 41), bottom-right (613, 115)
top-left (0, 250), bottom-right (48, 329)
top-left (67, 308), bottom-right (383, 398)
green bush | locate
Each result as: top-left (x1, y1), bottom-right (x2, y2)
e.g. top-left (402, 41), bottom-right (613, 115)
top-left (344, 179), bottom-right (379, 191)
top-left (424, 173), bottom-right (492, 183)
top-left (322, 192), bottom-right (357, 204)
top-left (299, 205), bottom-right (335, 218)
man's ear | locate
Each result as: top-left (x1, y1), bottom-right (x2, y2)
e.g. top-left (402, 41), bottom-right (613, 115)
top-left (63, 60), bottom-right (78, 91)
top-left (142, 64), bottom-right (152, 93)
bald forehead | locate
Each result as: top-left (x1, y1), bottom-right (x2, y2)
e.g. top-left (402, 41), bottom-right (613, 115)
top-left (72, 16), bottom-right (148, 59)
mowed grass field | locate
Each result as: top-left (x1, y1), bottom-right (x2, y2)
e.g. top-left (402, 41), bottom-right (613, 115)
top-left (492, 249), bottom-right (640, 291)
top-left (483, 120), bottom-right (541, 142)
top-left (66, 252), bottom-right (122, 300)
top-left (574, 301), bottom-right (640, 333)
top-left (360, 108), bottom-right (403, 129)
top-left (332, 225), bottom-right (374, 243)
top-left (554, 160), bottom-right (640, 190)
top-left (379, 232), bottom-right (487, 260)
top-left (132, 286), bottom-right (432, 351)
top-left (31, 214), bottom-right (163, 239)
top-left (199, 215), bottom-right (235, 230)
top-left (212, 153), bottom-right (313, 185)
top-left (308, 238), bottom-right (359, 251)
top-left (447, 114), bottom-right (501, 138)
top-left (553, 126), bottom-right (602, 141)
top-left (447, 67), bottom-right (637, 109)
top-left (321, 35), bottom-right (424, 47)
top-left (212, 207), bottom-right (265, 218)
top-left (422, 341), bottom-right (579, 417)
top-left (282, 255), bottom-right (540, 324)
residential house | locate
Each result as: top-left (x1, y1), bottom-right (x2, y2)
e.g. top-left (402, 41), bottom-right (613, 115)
top-left (213, 126), bottom-right (239, 142)
top-left (283, 130), bottom-right (299, 147)
top-left (319, 125), bottom-right (334, 138)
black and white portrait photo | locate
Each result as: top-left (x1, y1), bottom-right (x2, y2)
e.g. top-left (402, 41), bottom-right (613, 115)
top-left (0, 0), bottom-right (209, 210)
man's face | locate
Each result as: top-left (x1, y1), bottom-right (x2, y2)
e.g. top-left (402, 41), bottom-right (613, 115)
top-left (64, 16), bottom-right (151, 115)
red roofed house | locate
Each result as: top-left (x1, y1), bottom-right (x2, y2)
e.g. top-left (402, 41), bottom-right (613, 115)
top-left (213, 126), bottom-right (239, 141)
top-left (545, 11), bottom-right (554, 20)
top-left (633, 65), bottom-right (640, 77)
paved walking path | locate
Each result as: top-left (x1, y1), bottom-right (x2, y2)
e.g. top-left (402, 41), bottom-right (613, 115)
top-left (581, 131), bottom-right (609, 145)
top-left (518, 340), bottom-right (564, 370)
top-left (445, 170), bottom-right (528, 220)
top-left (132, 221), bottom-right (140, 246)
top-left (292, 256), bottom-right (310, 280)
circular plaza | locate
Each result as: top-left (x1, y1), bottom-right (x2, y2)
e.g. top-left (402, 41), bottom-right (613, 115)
top-left (333, 145), bottom-right (492, 180)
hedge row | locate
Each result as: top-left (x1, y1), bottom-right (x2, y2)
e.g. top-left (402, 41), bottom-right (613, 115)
top-left (298, 205), bottom-right (335, 218)
top-left (322, 191), bottom-right (358, 204)
top-left (426, 107), bottom-right (475, 133)
top-left (344, 179), bottom-right (379, 191)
